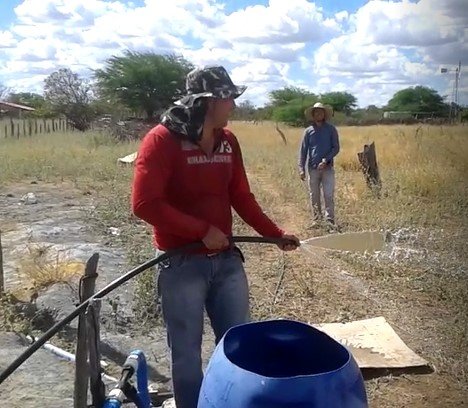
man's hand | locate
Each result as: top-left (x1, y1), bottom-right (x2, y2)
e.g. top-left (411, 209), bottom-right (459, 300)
top-left (317, 162), bottom-right (327, 170)
top-left (278, 234), bottom-right (301, 251)
top-left (299, 171), bottom-right (306, 181)
top-left (202, 225), bottom-right (229, 250)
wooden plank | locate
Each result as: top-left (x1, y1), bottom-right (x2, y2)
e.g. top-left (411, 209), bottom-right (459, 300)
top-left (74, 253), bottom-right (99, 408)
top-left (316, 317), bottom-right (429, 369)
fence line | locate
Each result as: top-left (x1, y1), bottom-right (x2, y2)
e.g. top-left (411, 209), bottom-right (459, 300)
top-left (0, 118), bottom-right (71, 139)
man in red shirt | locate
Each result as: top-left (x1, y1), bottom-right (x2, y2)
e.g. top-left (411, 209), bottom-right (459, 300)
top-left (131, 66), bottom-right (299, 408)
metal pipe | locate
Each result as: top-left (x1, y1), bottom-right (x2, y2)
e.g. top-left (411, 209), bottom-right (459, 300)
top-left (25, 335), bottom-right (117, 383)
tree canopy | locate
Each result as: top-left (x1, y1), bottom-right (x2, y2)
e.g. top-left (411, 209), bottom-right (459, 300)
top-left (7, 92), bottom-right (56, 118)
top-left (319, 91), bottom-right (357, 113)
top-left (94, 51), bottom-right (193, 119)
top-left (265, 88), bottom-right (359, 125)
top-left (269, 86), bottom-right (315, 107)
top-left (386, 86), bottom-right (448, 115)
top-left (8, 92), bottom-right (45, 108)
top-left (44, 68), bottom-right (94, 130)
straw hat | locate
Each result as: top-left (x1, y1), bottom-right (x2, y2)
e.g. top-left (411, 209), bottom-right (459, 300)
top-left (304, 102), bottom-right (333, 121)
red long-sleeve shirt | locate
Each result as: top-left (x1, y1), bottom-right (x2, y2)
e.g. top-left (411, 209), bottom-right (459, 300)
top-left (131, 124), bottom-right (283, 252)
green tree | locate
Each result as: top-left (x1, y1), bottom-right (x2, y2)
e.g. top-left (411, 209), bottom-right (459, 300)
top-left (8, 92), bottom-right (57, 118)
top-left (461, 107), bottom-right (468, 122)
top-left (272, 95), bottom-right (317, 126)
top-left (44, 68), bottom-right (94, 131)
top-left (269, 87), bottom-right (315, 107)
top-left (8, 92), bottom-right (44, 107)
top-left (94, 51), bottom-right (193, 120)
top-left (386, 86), bottom-right (448, 115)
top-left (319, 91), bottom-right (357, 113)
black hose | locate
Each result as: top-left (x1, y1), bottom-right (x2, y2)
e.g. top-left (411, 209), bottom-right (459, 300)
top-left (0, 235), bottom-right (295, 385)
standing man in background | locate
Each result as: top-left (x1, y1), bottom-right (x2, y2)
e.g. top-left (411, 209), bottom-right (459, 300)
top-left (298, 102), bottom-right (340, 227)
top-left (132, 65), bottom-right (300, 408)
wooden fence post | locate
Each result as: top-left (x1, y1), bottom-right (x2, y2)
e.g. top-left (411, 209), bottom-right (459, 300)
top-left (0, 231), bottom-right (4, 295)
top-left (86, 300), bottom-right (105, 408)
top-left (74, 253), bottom-right (99, 408)
top-left (357, 142), bottom-right (381, 197)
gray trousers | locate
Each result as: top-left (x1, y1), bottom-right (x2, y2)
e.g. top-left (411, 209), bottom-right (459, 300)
top-left (308, 167), bottom-right (335, 222)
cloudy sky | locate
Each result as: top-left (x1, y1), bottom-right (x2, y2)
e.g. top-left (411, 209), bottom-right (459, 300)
top-left (0, 0), bottom-right (466, 107)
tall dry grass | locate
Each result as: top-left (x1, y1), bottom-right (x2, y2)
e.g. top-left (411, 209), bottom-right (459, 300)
top-left (230, 122), bottom-right (468, 231)
top-left (0, 122), bottom-right (467, 384)
top-left (1, 123), bottom-right (466, 250)
top-left (1, 123), bottom-right (466, 256)
top-left (0, 131), bottom-right (138, 186)
top-left (231, 121), bottom-right (468, 386)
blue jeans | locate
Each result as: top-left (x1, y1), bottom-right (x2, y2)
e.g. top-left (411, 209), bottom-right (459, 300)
top-left (157, 248), bottom-right (250, 408)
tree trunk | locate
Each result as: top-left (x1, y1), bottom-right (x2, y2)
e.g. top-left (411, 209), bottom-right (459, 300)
top-left (357, 142), bottom-right (381, 197)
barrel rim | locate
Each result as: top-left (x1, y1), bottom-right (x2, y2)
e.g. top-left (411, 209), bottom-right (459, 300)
top-left (221, 318), bottom-right (354, 379)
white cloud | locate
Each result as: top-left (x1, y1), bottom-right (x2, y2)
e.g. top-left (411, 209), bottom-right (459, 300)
top-left (0, 31), bottom-right (17, 48)
top-left (229, 60), bottom-right (295, 106)
top-left (0, 0), bottom-right (466, 106)
top-left (349, 0), bottom-right (467, 66)
top-left (14, 0), bottom-right (125, 26)
top-left (211, 0), bottom-right (339, 45)
top-left (309, 34), bottom-right (438, 105)
top-left (351, 0), bottom-right (457, 47)
top-left (334, 11), bottom-right (349, 23)
top-left (10, 38), bottom-right (57, 62)
top-left (4, 75), bottom-right (49, 94)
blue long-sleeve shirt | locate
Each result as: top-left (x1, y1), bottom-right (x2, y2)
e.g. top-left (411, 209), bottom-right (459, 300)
top-left (298, 122), bottom-right (340, 171)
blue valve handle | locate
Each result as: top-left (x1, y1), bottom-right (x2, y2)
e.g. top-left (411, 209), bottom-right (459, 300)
top-left (133, 350), bottom-right (151, 408)
top-left (103, 350), bottom-right (151, 408)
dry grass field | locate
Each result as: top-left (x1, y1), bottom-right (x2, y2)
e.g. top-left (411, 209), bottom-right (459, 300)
top-left (0, 122), bottom-right (467, 406)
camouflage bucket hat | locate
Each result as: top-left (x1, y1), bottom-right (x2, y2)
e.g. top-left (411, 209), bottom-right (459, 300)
top-left (175, 66), bottom-right (247, 107)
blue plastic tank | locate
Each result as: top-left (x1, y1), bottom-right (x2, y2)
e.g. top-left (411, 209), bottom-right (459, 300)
top-left (198, 319), bottom-right (367, 408)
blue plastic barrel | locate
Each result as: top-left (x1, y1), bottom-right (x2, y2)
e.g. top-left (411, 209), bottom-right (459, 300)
top-left (198, 319), bottom-right (368, 408)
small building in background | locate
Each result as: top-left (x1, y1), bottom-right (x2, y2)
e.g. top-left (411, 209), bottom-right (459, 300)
top-left (383, 111), bottom-right (414, 120)
top-left (0, 101), bottom-right (36, 118)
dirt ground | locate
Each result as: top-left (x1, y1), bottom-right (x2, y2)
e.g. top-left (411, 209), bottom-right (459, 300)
top-left (0, 182), bottom-right (183, 407)
top-left (0, 181), bottom-right (467, 407)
